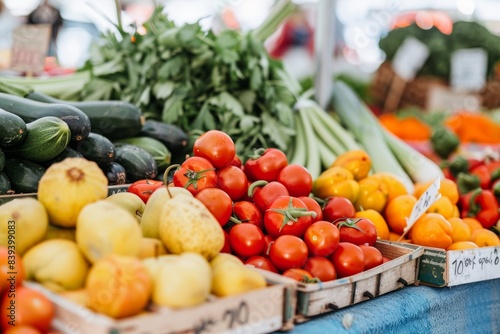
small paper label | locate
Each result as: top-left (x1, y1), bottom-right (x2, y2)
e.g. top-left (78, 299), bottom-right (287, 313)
top-left (391, 37), bottom-right (430, 81)
top-left (405, 177), bottom-right (441, 232)
top-left (10, 24), bottom-right (51, 73)
top-left (450, 48), bottom-right (488, 91)
top-left (448, 247), bottom-right (500, 286)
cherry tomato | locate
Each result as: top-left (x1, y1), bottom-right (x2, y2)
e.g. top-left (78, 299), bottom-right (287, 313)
top-left (277, 164), bottom-right (313, 197)
top-left (264, 196), bottom-right (314, 238)
top-left (269, 235), bottom-right (308, 271)
top-left (229, 223), bottom-right (265, 259)
top-left (334, 217), bottom-right (377, 246)
top-left (359, 244), bottom-right (384, 270)
top-left (298, 196), bottom-right (323, 223)
top-left (127, 179), bottom-right (164, 203)
top-left (173, 156), bottom-right (217, 196)
top-left (282, 268), bottom-right (314, 282)
top-left (221, 230), bottom-right (231, 253)
top-left (244, 148), bottom-right (288, 182)
top-left (196, 188), bottom-right (233, 227)
top-left (303, 257), bottom-right (337, 282)
top-left (232, 201), bottom-right (263, 230)
top-left (322, 197), bottom-right (356, 222)
top-left (303, 221), bottom-right (340, 257)
top-left (261, 234), bottom-right (275, 257)
top-left (382, 256), bottom-right (392, 264)
top-left (230, 155), bottom-right (243, 168)
top-left (1, 286), bottom-right (55, 333)
top-left (193, 130), bottom-right (236, 168)
top-left (329, 242), bottom-right (365, 278)
top-left (249, 181), bottom-right (289, 213)
top-left (217, 166), bottom-right (248, 201)
top-left (245, 256), bottom-right (278, 273)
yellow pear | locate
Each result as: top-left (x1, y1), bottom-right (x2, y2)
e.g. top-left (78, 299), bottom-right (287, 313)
top-left (0, 197), bottom-right (48, 255)
top-left (210, 253), bottom-right (244, 269)
top-left (105, 192), bottom-right (145, 223)
top-left (76, 201), bottom-right (142, 264)
top-left (211, 260), bottom-right (267, 297)
top-left (140, 186), bottom-right (192, 239)
top-left (138, 238), bottom-right (168, 259)
top-left (23, 239), bottom-right (90, 291)
top-left (59, 289), bottom-right (88, 307)
top-left (43, 224), bottom-right (76, 242)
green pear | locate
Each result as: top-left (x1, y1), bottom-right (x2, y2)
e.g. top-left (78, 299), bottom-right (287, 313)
top-left (105, 192), bottom-right (146, 223)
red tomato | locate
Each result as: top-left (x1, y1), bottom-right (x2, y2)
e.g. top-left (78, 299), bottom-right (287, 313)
top-left (269, 235), bottom-right (308, 271)
top-left (298, 196), bottom-right (323, 223)
top-left (4, 326), bottom-right (42, 334)
top-left (282, 268), bottom-right (314, 282)
top-left (1, 286), bottom-right (55, 333)
top-left (382, 256), bottom-right (392, 264)
top-left (303, 257), bottom-right (337, 282)
top-left (196, 188), bottom-right (233, 227)
top-left (245, 256), bottom-right (278, 273)
top-left (127, 179), bottom-right (164, 203)
top-left (193, 130), bottom-right (236, 168)
top-left (261, 235), bottom-right (275, 257)
top-left (229, 223), bottom-right (265, 259)
top-left (359, 244), bottom-right (384, 270)
top-left (217, 166), bottom-right (248, 201)
top-left (230, 155), bottom-right (243, 168)
top-left (221, 230), bottom-right (231, 253)
top-left (249, 181), bottom-right (289, 213)
top-left (329, 242), bottom-right (365, 278)
top-left (334, 217), bottom-right (378, 246)
top-left (322, 197), bottom-right (356, 222)
top-left (232, 201), bottom-right (263, 230)
top-left (244, 148), bottom-right (288, 182)
top-left (173, 156), bottom-right (217, 196)
top-left (264, 196), bottom-right (314, 238)
top-left (277, 164), bottom-right (313, 197)
top-left (0, 247), bottom-right (24, 295)
top-left (303, 221), bottom-right (340, 257)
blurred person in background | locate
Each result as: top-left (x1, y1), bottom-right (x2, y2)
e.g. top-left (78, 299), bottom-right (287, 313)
top-left (27, 0), bottom-right (63, 57)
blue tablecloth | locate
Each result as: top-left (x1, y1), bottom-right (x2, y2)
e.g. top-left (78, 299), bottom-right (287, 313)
top-left (288, 279), bottom-right (500, 334)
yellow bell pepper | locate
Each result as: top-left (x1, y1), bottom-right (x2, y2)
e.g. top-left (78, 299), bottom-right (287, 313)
top-left (312, 166), bottom-right (358, 203)
top-left (331, 150), bottom-right (372, 181)
top-left (370, 173), bottom-right (407, 202)
top-left (355, 176), bottom-right (389, 213)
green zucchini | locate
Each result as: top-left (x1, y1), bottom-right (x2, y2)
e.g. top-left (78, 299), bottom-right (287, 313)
top-left (114, 144), bottom-right (157, 182)
top-left (3, 158), bottom-right (46, 194)
top-left (0, 172), bottom-right (11, 195)
top-left (114, 136), bottom-right (171, 171)
top-left (139, 120), bottom-right (189, 153)
top-left (103, 162), bottom-right (127, 185)
top-left (0, 107), bottom-right (27, 147)
top-left (0, 148), bottom-right (4, 172)
top-left (42, 147), bottom-right (83, 167)
top-left (0, 92), bottom-right (91, 142)
top-left (25, 91), bottom-right (144, 140)
top-left (71, 132), bottom-right (115, 168)
top-left (3, 117), bottom-right (70, 163)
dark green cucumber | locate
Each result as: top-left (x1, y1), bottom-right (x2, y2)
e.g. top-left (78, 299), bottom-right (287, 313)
top-left (42, 147), bottom-right (83, 167)
top-left (0, 148), bottom-right (4, 172)
top-left (114, 136), bottom-right (171, 171)
top-left (0, 92), bottom-right (91, 142)
top-left (0, 172), bottom-right (11, 195)
top-left (3, 158), bottom-right (46, 194)
top-left (114, 144), bottom-right (157, 182)
top-left (139, 120), bottom-right (189, 153)
top-left (71, 132), bottom-right (115, 168)
top-left (3, 117), bottom-right (70, 163)
top-left (103, 162), bottom-right (127, 185)
top-left (25, 91), bottom-right (144, 140)
top-left (0, 107), bottom-right (27, 147)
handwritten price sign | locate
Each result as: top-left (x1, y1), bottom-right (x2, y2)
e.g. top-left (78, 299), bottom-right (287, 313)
top-left (10, 24), bottom-right (51, 73)
top-left (448, 247), bottom-right (500, 286)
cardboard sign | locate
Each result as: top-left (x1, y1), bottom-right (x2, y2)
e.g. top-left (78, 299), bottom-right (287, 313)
top-left (10, 24), bottom-right (52, 73)
top-left (391, 37), bottom-right (430, 81)
top-left (450, 48), bottom-right (488, 91)
top-left (447, 246), bottom-right (500, 286)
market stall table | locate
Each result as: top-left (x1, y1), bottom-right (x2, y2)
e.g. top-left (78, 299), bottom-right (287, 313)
top-left (286, 278), bottom-right (500, 334)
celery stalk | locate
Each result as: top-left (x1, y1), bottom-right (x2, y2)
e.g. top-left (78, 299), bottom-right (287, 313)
top-left (251, 0), bottom-right (296, 42)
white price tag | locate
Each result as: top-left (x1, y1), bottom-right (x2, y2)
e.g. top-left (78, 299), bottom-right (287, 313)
top-left (448, 247), bottom-right (500, 286)
top-left (450, 48), bottom-right (488, 91)
top-left (391, 37), bottom-right (430, 81)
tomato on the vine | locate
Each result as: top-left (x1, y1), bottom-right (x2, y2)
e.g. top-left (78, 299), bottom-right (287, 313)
top-left (334, 217), bottom-right (377, 246)
top-left (269, 235), bottom-right (308, 271)
top-left (172, 156), bottom-right (217, 196)
top-left (217, 166), bottom-right (248, 201)
top-left (322, 197), bottom-right (356, 222)
top-left (303, 221), bottom-right (340, 257)
top-left (277, 164), bottom-right (313, 197)
top-left (282, 268), bottom-right (315, 282)
top-left (127, 179), bottom-right (164, 203)
top-left (232, 201), bottom-right (263, 230)
top-left (245, 256), bottom-right (278, 273)
top-left (193, 130), bottom-right (235, 168)
top-left (303, 257), bottom-right (337, 282)
top-left (195, 188), bottom-right (233, 227)
top-left (298, 196), bottom-right (323, 223)
top-left (229, 223), bottom-right (265, 259)
top-left (329, 242), bottom-right (365, 278)
top-left (244, 148), bottom-right (288, 182)
top-left (359, 244), bottom-right (383, 270)
top-left (249, 181), bottom-right (289, 213)
top-left (264, 196), bottom-right (315, 238)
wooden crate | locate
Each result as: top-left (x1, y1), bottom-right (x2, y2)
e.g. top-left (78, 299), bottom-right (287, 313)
top-left (291, 241), bottom-right (424, 322)
top-left (26, 269), bottom-right (297, 334)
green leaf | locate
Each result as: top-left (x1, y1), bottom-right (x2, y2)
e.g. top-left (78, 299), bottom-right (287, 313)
top-left (238, 90), bottom-right (256, 112)
top-left (216, 92), bottom-right (244, 117)
top-left (239, 115), bottom-right (260, 131)
top-left (261, 112), bottom-right (294, 150)
top-left (250, 69), bottom-right (262, 91)
top-left (138, 86), bottom-right (151, 106)
top-left (153, 81), bottom-right (175, 99)
top-left (157, 57), bottom-right (183, 79)
top-left (219, 49), bottom-right (239, 64)
top-left (216, 30), bottom-right (240, 49)
top-left (92, 56), bottom-right (124, 76)
top-left (162, 93), bottom-right (184, 123)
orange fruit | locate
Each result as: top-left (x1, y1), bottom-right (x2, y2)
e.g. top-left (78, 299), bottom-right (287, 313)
top-left (413, 178), bottom-right (459, 205)
top-left (462, 217), bottom-right (484, 234)
top-left (447, 241), bottom-right (479, 251)
top-left (384, 194), bottom-right (418, 234)
top-left (451, 205), bottom-right (460, 218)
top-left (411, 213), bottom-right (453, 249)
top-left (470, 229), bottom-right (500, 247)
top-left (388, 231), bottom-right (411, 243)
top-left (448, 217), bottom-right (471, 242)
top-left (426, 196), bottom-right (454, 219)
top-left (371, 173), bottom-right (407, 202)
top-left (355, 209), bottom-right (390, 240)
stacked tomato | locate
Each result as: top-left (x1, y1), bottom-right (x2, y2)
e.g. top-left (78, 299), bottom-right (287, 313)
top-left (170, 130), bottom-right (388, 283)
